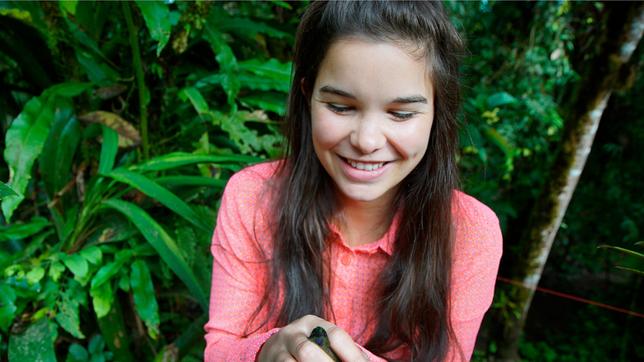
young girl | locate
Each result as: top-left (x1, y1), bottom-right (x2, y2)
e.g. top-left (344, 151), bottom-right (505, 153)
top-left (204, 2), bottom-right (502, 361)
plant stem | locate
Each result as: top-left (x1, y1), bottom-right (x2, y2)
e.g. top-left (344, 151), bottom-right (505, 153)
top-left (122, 2), bottom-right (149, 161)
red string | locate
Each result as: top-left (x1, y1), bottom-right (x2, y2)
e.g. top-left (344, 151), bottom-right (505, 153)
top-left (496, 276), bottom-right (644, 319)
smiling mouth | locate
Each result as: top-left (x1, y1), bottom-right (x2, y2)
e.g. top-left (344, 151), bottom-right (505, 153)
top-left (341, 156), bottom-right (389, 171)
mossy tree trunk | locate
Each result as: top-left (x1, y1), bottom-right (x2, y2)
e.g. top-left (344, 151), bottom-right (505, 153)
top-left (496, 3), bottom-right (644, 360)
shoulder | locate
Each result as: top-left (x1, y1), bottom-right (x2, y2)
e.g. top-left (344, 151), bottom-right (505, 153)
top-left (212, 160), bottom-right (282, 260)
top-left (452, 191), bottom-right (503, 253)
top-left (449, 191), bottom-right (503, 321)
top-left (223, 160), bottom-right (282, 196)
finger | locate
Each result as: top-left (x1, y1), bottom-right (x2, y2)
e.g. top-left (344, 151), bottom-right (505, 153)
top-left (288, 334), bottom-right (335, 362)
top-left (274, 351), bottom-right (297, 362)
top-left (326, 325), bottom-right (370, 362)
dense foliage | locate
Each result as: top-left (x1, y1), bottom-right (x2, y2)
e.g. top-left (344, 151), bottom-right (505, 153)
top-left (0, 1), bottom-right (641, 361)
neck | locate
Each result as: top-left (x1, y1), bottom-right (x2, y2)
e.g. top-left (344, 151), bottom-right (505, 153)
top-left (335, 192), bottom-right (396, 246)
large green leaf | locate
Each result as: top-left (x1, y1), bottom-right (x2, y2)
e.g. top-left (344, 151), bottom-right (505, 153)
top-left (130, 260), bottom-right (160, 339)
top-left (39, 104), bottom-right (80, 198)
top-left (132, 152), bottom-right (259, 172)
top-left (135, 0), bottom-right (175, 56)
top-left (102, 168), bottom-right (209, 231)
top-left (2, 83), bottom-right (89, 221)
top-left (8, 318), bottom-right (57, 362)
top-left (0, 216), bottom-right (49, 242)
top-left (98, 125), bottom-right (119, 174)
top-left (101, 199), bottom-right (207, 309)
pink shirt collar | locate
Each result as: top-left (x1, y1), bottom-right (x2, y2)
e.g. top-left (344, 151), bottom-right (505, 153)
top-left (327, 213), bottom-right (400, 256)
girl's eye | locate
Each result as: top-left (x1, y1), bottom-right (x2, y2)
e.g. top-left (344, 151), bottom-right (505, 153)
top-left (326, 103), bottom-right (353, 114)
top-left (390, 111), bottom-right (415, 120)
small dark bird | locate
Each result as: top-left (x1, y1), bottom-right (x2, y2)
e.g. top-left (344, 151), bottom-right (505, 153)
top-left (308, 326), bottom-right (341, 362)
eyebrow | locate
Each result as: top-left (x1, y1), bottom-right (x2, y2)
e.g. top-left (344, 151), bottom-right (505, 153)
top-left (318, 85), bottom-right (427, 104)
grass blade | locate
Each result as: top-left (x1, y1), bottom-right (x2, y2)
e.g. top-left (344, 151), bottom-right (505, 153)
top-left (98, 125), bottom-right (119, 174)
top-left (132, 152), bottom-right (260, 172)
top-left (102, 168), bottom-right (209, 232)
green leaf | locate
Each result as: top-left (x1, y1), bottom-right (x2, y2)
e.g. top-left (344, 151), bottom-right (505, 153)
top-left (79, 245), bottom-right (103, 265)
top-left (8, 318), bottom-right (57, 362)
top-left (66, 343), bottom-right (89, 362)
top-left (48, 261), bottom-right (65, 282)
top-left (0, 182), bottom-right (18, 200)
top-left (0, 216), bottom-right (49, 242)
top-left (238, 58), bottom-right (292, 93)
top-left (0, 283), bottom-right (17, 331)
top-left (26, 266), bottom-right (45, 285)
top-left (240, 92), bottom-right (288, 116)
top-left (130, 260), bottom-right (160, 339)
top-left (102, 199), bottom-right (207, 309)
top-left (62, 253), bottom-right (89, 281)
top-left (2, 83), bottom-right (89, 222)
top-left (2, 96), bottom-right (54, 222)
top-left (483, 126), bottom-right (514, 157)
top-left (487, 92), bottom-right (518, 107)
top-left (156, 176), bottom-right (226, 190)
top-left (208, 10), bottom-right (292, 41)
top-left (91, 250), bottom-right (132, 290)
top-left (135, 0), bottom-right (173, 56)
top-left (90, 281), bottom-right (113, 318)
top-left (39, 104), bottom-right (80, 198)
top-left (598, 245), bottom-right (644, 259)
top-left (55, 294), bottom-right (85, 339)
top-left (179, 87), bottom-right (209, 114)
top-left (98, 125), bottom-right (119, 175)
top-left (133, 152), bottom-right (259, 172)
top-left (102, 168), bottom-right (209, 231)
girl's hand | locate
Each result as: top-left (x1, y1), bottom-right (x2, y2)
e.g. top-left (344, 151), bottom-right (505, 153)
top-left (257, 315), bottom-right (370, 362)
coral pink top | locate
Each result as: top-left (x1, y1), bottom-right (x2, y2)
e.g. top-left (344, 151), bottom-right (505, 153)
top-left (204, 161), bottom-right (502, 361)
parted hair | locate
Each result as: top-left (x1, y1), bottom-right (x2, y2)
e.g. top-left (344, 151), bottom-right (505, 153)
top-left (246, 1), bottom-right (464, 360)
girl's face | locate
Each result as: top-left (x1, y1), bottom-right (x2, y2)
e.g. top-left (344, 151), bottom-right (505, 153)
top-left (310, 38), bottom-right (434, 207)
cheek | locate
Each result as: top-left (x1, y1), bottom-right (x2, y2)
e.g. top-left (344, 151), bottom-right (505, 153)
top-left (311, 106), bottom-right (348, 149)
top-left (393, 120), bottom-right (433, 159)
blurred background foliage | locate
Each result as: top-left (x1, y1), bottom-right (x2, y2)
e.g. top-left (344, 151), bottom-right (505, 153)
top-left (0, 1), bottom-right (641, 361)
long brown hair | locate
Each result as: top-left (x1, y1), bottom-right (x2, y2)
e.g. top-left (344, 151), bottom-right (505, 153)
top-left (247, 2), bottom-right (464, 360)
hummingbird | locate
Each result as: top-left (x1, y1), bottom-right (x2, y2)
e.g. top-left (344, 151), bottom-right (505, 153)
top-left (308, 326), bottom-right (342, 362)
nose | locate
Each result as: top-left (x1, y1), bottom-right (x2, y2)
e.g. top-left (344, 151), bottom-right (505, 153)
top-left (350, 114), bottom-right (386, 154)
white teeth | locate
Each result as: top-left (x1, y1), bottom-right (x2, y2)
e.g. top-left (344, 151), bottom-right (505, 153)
top-left (347, 159), bottom-right (385, 171)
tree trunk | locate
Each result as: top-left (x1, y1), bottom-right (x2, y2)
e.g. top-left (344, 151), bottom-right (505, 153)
top-left (496, 4), bottom-right (644, 360)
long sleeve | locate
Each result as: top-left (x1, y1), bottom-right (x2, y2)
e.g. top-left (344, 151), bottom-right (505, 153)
top-left (448, 192), bottom-right (504, 360)
top-left (204, 168), bottom-right (279, 361)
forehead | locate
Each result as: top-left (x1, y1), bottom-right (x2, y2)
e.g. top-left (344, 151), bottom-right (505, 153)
top-left (314, 37), bottom-right (432, 99)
